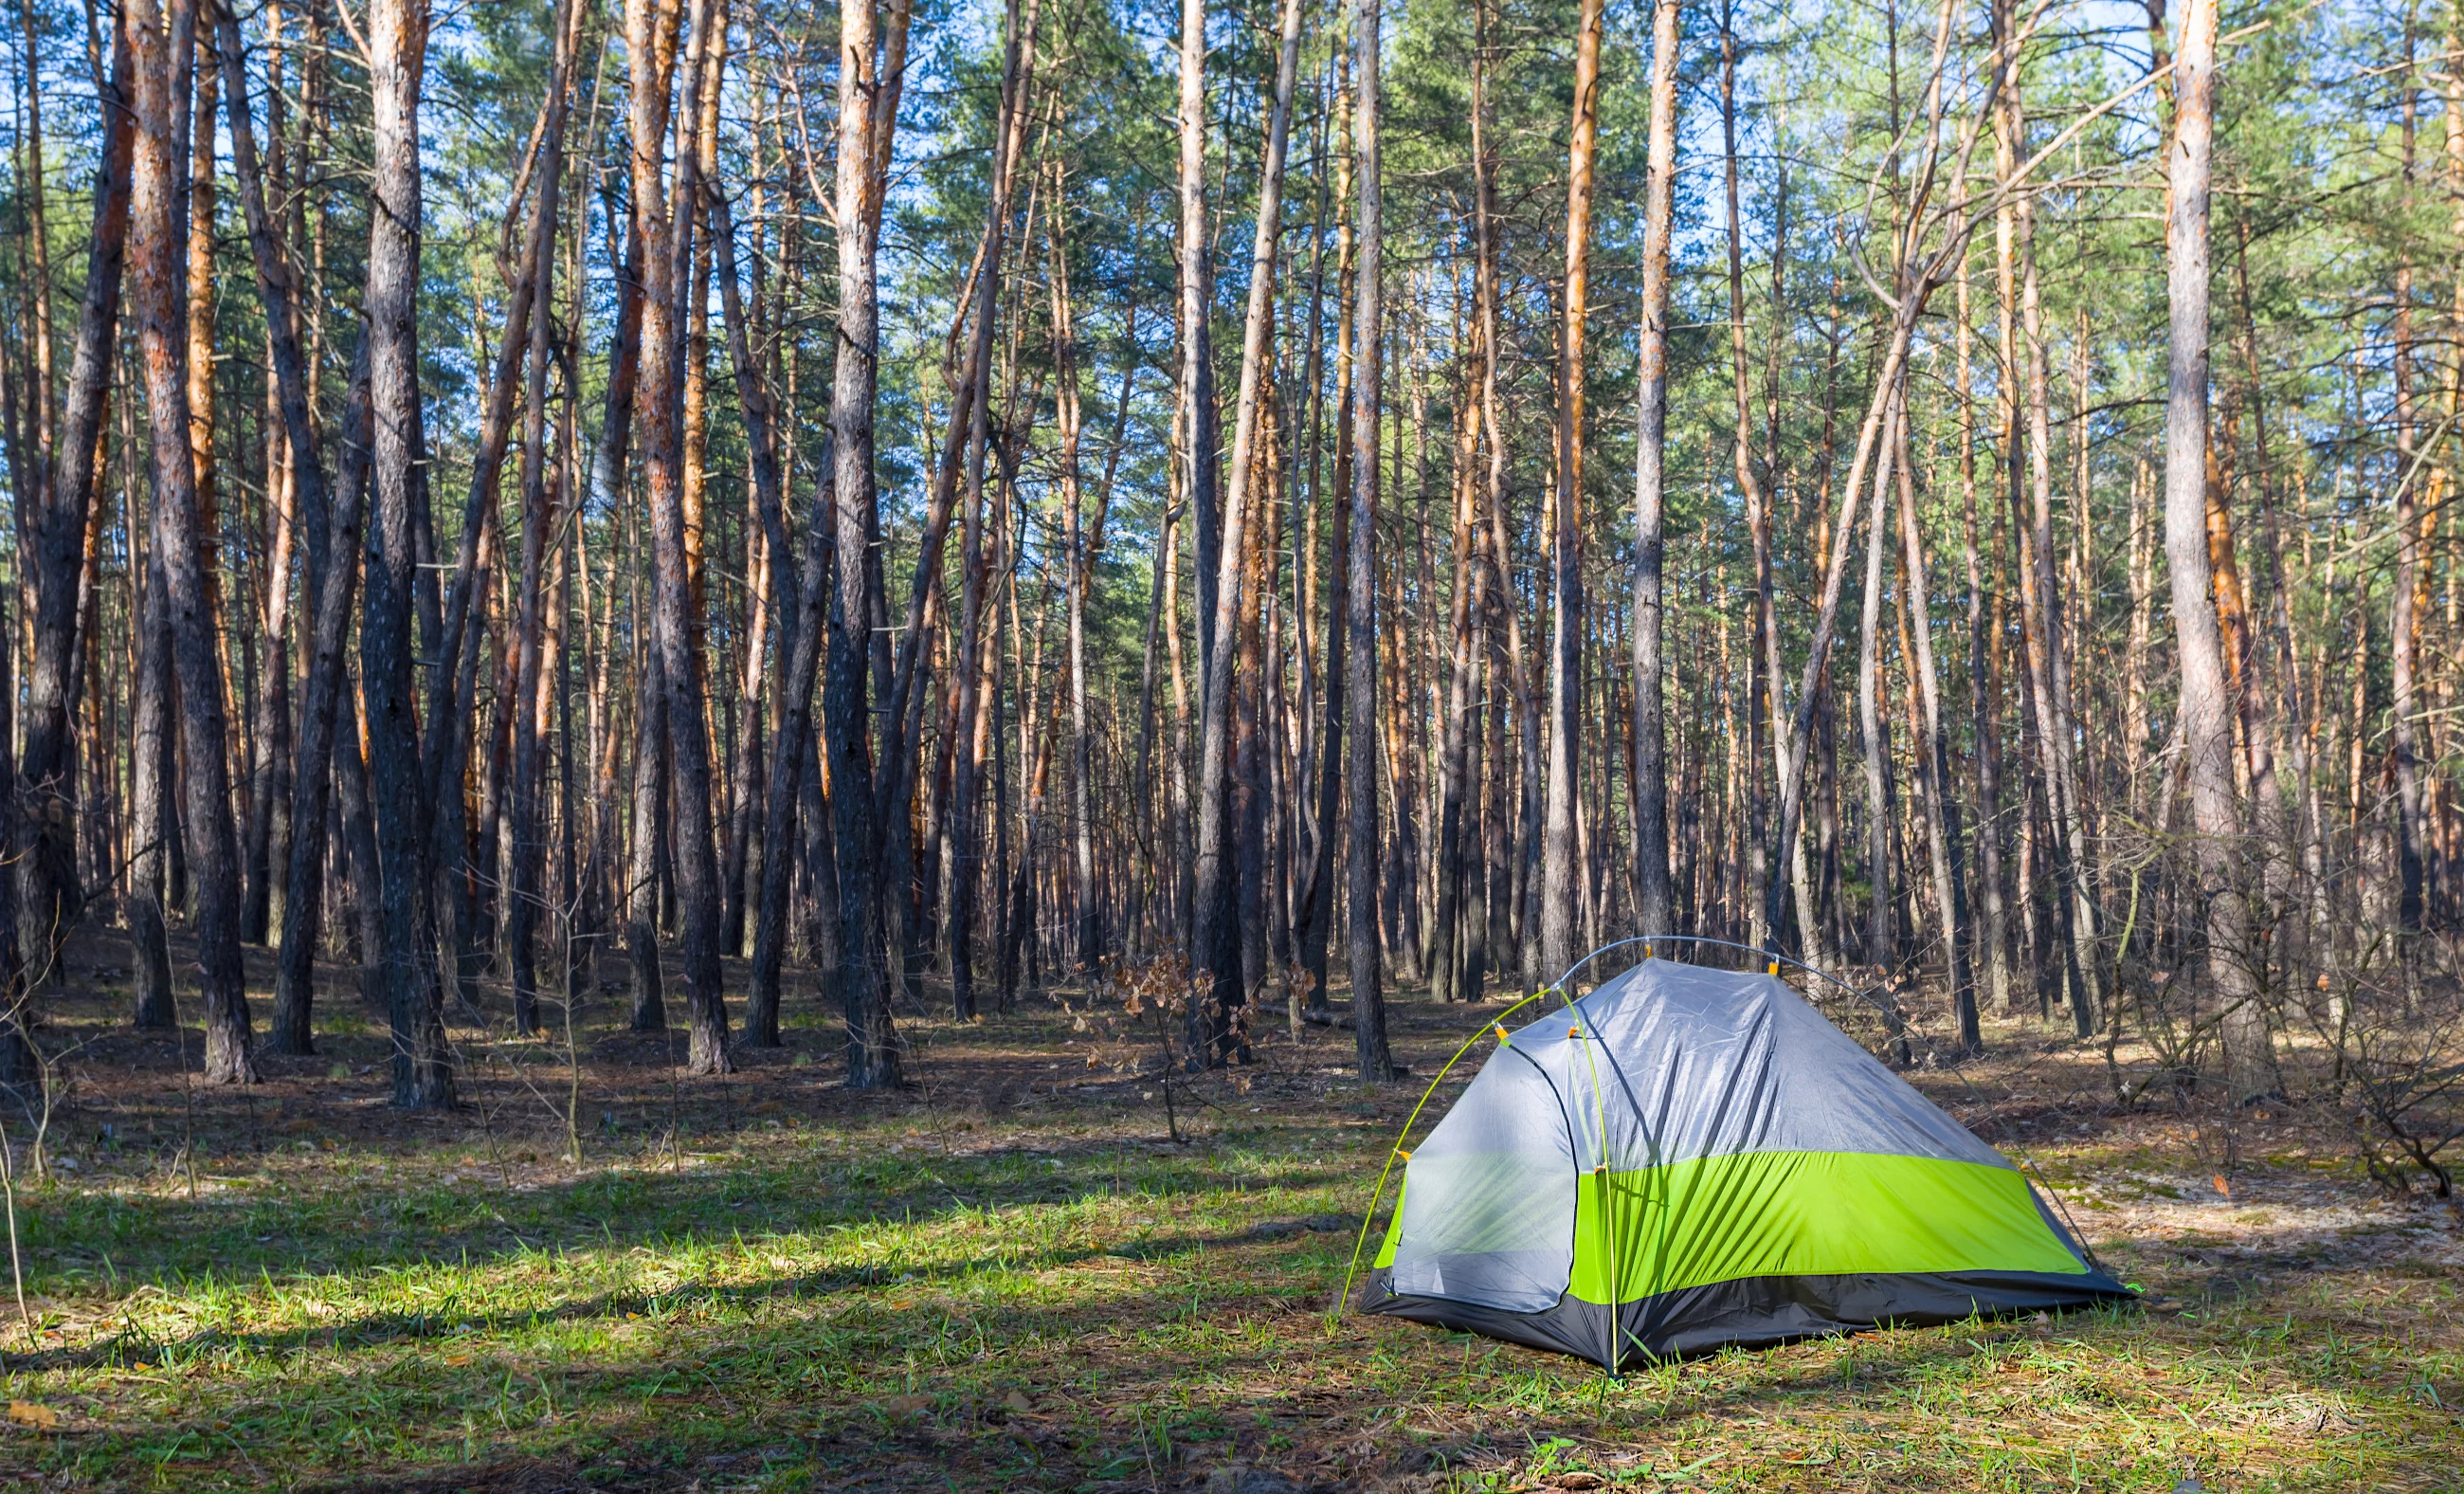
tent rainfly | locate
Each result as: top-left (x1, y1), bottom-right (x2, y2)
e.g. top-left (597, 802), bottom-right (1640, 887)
top-left (1355, 958), bottom-right (2133, 1364)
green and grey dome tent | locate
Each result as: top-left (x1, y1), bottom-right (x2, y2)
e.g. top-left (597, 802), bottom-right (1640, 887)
top-left (1352, 955), bottom-right (2131, 1365)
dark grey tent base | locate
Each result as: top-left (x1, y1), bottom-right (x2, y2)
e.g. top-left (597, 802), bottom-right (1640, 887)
top-left (1357, 1265), bottom-right (2137, 1367)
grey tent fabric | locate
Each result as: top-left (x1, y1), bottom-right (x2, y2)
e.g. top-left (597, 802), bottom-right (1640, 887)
top-left (1387, 1044), bottom-right (1579, 1311)
top-left (1481, 960), bottom-right (2008, 1175)
top-left (1359, 957), bottom-right (2136, 1364)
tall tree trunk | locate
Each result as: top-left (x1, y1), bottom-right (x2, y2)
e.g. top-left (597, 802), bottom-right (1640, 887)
top-left (2006, 97), bottom-right (2100, 1034)
top-left (1540, 0), bottom-right (1603, 982)
top-left (1298, 57), bottom-right (1356, 1021)
top-left (1129, 494), bottom-right (1169, 960)
top-left (131, 0), bottom-right (253, 1084)
top-left (1430, 357), bottom-right (1485, 1001)
top-left (1957, 264), bottom-right (2013, 1014)
top-left (711, 160), bottom-right (794, 1040)
top-left (221, 0), bottom-right (368, 1052)
top-left (627, 0), bottom-right (731, 1074)
top-left (1348, 0), bottom-right (1396, 1080)
top-left (1192, 0), bottom-right (1303, 1060)
top-left (364, 0), bottom-right (451, 1108)
top-left (505, 0), bottom-right (580, 1037)
top-left (824, 0), bottom-right (901, 1087)
top-left (1893, 398), bottom-right (1979, 1050)
top-left (1177, 0), bottom-right (1221, 696)
top-left (1172, 0), bottom-right (1221, 1032)
top-left (949, 335), bottom-right (994, 1019)
top-left (2164, 0), bottom-right (2274, 1101)
top-left (1629, 0), bottom-right (1679, 947)
top-left (1720, 0), bottom-right (1783, 954)
top-left (1857, 392), bottom-right (1901, 973)
top-left (2391, 22), bottom-right (2433, 931)
top-left (18, 14), bottom-right (132, 964)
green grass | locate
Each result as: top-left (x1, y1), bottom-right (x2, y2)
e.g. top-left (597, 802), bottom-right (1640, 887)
top-left (0, 971), bottom-right (2455, 1491)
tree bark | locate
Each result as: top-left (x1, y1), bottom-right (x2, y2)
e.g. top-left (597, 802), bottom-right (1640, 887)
top-left (129, 497), bottom-right (177, 1030)
top-left (130, 0), bottom-right (253, 1084)
top-left (628, 0), bottom-right (731, 1074)
top-left (1348, 0), bottom-right (1395, 1081)
top-left (505, 0), bottom-right (581, 1037)
top-left (1957, 264), bottom-right (2013, 1014)
top-left (1540, 0), bottom-right (1604, 982)
top-left (1893, 398), bottom-right (1979, 1050)
top-left (1629, 0), bottom-right (1679, 948)
top-left (710, 166), bottom-right (792, 1039)
top-left (1857, 392), bottom-right (1901, 973)
top-left (1720, 0), bottom-right (1783, 954)
top-left (220, 8), bottom-right (360, 1053)
top-left (824, 0), bottom-right (902, 1086)
top-left (2163, 0), bottom-right (2274, 1101)
top-left (1191, 0), bottom-right (1303, 1060)
top-left (17, 13), bottom-right (132, 965)
top-left (364, 0), bottom-right (451, 1108)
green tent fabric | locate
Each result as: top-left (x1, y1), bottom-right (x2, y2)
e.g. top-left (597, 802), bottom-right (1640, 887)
top-left (1355, 959), bottom-right (2132, 1365)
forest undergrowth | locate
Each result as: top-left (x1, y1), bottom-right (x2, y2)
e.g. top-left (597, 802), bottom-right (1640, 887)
top-left (0, 938), bottom-right (2453, 1493)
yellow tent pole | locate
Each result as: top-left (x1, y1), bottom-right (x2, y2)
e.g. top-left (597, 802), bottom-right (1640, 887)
top-left (1332, 988), bottom-right (1558, 1330)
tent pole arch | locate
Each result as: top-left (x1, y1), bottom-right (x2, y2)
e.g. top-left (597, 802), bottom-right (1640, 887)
top-left (1594, 935), bottom-right (2108, 1272)
top-left (1342, 935), bottom-right (2111, 1329)
top-left (1333, 985), bottom-right (1561, 1324)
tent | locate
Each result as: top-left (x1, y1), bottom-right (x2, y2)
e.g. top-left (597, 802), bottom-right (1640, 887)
top-left (1354, 957), bottom-right (2132, 1365)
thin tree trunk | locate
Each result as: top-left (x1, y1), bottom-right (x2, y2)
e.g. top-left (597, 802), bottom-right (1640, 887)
top-left (626, 658), bottom-right (668, 1030)
top-left (1857, 392), bottom-right (1901, 974)
top-left (222, 7), bottom-right (360, 1052)
top-left (129, 483), bottom-right (177, 1029)
top-left (1893, 397), bottom-right (1979, 1050)
top-left (711, 168), bottom-right (794, 1039)
top-left (1720, 0), bottom-right (1780, 953)
top-left (1431, 357), bottom-right (1484, 1001)
top-left (1129, 495), bottom-right (1169, 959)
top-left (506, 0), bottom-right (581, 1037)
top-left (2391, 30), bottom-right (2433, 931)
top-left (1957, 264), bottom-right (2013, 1014)
top-left (1298, 58), bottom-right (1355, 1021)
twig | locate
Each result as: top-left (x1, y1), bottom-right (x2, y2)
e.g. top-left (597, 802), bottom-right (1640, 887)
top-left (0, 1112), bottom-right (34, 1351)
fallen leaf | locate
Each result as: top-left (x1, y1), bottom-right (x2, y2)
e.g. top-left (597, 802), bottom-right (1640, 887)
top-left (7, 1403), bottom-right (59, 1430)
top-left (1004, 1391), bottom-right (1034, 1413)
top-left (880, 1394), bottom-right (933, 1417)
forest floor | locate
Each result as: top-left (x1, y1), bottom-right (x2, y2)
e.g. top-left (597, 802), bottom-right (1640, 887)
top-left (0, 933), bottom-right (2454, 1492)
